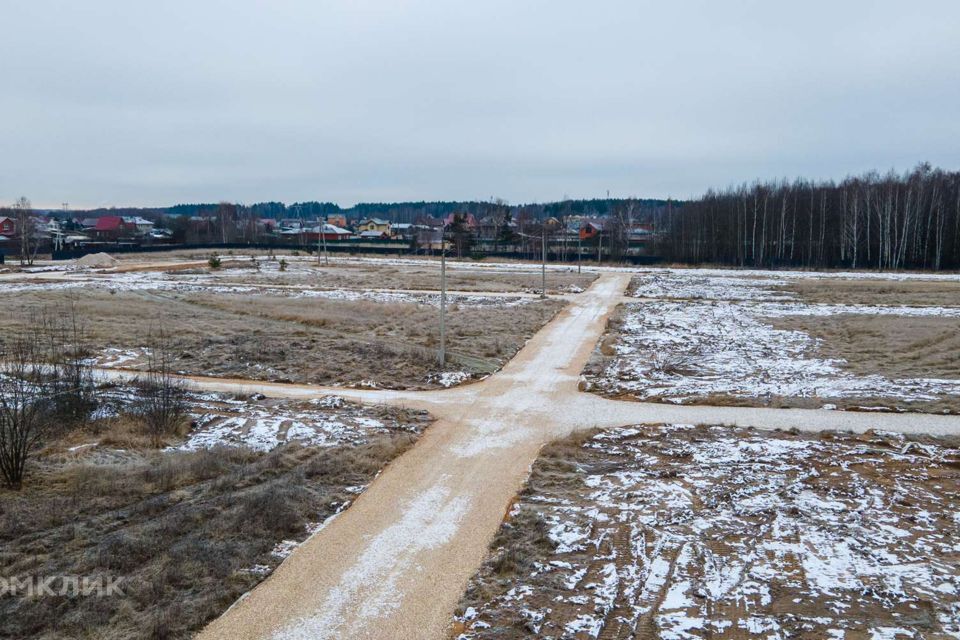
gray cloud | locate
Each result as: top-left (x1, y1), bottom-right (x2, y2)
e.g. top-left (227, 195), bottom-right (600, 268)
top-left (2, 0), bottom-right (958, 207)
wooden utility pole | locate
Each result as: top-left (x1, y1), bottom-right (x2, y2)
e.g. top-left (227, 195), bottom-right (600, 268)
top-left (577, 230), bottom-right (582, 274)
top-left (438, 236), bottom-right (447, 366)
top-left (541, 226), bottom-right (546, 298)
top-left (317, 218), bottom-right (329, 266)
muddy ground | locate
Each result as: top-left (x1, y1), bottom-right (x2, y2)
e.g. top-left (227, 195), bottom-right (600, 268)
top-left (0, 390), bottom-right (430, 640)
top-left (454, 424), bottom-right (960, 639)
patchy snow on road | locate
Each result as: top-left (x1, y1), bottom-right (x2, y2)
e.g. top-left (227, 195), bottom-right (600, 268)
top-left (274, 478), bottom-right (471, 640)
top-left (588, 300), bottom-right (960, 405)
top-left (455, 424), bottom-right (960, 639)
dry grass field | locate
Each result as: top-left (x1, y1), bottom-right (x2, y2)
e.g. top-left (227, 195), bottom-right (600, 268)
top-left (781, 277), bottom-right (960, 307)
top-left (1, 287), bottom-right (564, 389)
top-left (212, 260), bottom-right (598, 294)
top-left (771, 314), bottom-right (960, 380)
top-left (105, 252), bottom-right (598, 294)
top-left (454, 424), bottom-right (960, 639)
top-left (0, 391), bottom-right (430, 640)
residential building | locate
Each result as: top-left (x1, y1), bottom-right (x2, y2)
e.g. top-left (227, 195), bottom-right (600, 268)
top-left (357, 218), bottom-right (391, 234)
top-left (92, 216), bottom-right (138, 240)
top-left (304, 223), bottom-right (353, 242)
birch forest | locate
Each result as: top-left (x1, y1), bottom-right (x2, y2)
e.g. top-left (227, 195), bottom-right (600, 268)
top-left (657, 163), bottom-right (960, 270)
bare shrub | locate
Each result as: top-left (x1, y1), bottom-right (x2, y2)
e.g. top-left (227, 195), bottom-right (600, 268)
top-left (134, 329), bottom-right (188, 448)
top-left (0, 333), bottom-right (54, 489)
top-left (40, 300), bottom-right (97, 424)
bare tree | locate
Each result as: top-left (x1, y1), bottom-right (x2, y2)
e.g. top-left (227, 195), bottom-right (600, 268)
top-left (42, 300), bottom-right (96, 424)
top-left (0, 331), bottom-right (54, 489)
top-left (13, 196), bottom-right (35, 266)
top-left (135, 328), bottom-right (187, 448)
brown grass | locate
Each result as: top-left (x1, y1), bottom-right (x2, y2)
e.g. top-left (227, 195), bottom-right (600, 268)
top-left (0, 423), bottom-right (423, 639)
top-left (1, 289), bottom-right (564, 389)
top-left (214, 261), bottom-right (598, 294)
top-left (770, 313), bottom-right (960, 380)
top-left (781, 277), bottom-right (960, 306)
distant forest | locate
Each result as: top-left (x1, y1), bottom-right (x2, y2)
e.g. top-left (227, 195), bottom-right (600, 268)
top-left (655, 164), bottom-right (960, 270)
top-left (76, 198), bottom-right (674, 225)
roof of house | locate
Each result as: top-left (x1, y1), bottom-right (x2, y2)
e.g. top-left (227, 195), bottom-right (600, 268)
top-left (359, 229), bottom-right (388, 237)
top-left (94, 216), bottom-right (128, 231)
top-left (359, 218), bottom-right (389, 225)
top-left (313, 224), bottom-right (352, 235)
top-left (444, 213), bottom-right (479, 228)
top-left (122, 216), bottom-right (154, 226)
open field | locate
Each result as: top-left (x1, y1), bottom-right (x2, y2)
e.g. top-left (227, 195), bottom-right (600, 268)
top-left (772, 314), bottom-right (960, 380)
top-left (58, 252), bottom-right (599, 294)
top-left (1, 276), bottom-right (564, 389)
top-left (207, 257), bottom-right (597, 294)
top-left (454, 424), bottom-right (960, 639)
top-left (0, 388), bottom-right (429, 640)
top-left (780, 277), bottom-right (960, 307)
top-left (585, 269), bottom-right (960, 413)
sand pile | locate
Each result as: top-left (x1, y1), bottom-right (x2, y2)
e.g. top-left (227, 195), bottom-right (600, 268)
top-left (76, 252), bottom-right (119, 268)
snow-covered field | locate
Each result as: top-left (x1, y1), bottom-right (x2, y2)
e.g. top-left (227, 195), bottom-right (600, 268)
top-left (1, 266), bottom-right (535, 308)
top-left (589, 299), bottom-right (960, 406)
top-left (629, 268), bottom-right (960, 301)
top-left (177, 393), bottom-right (426, 452)
top-left (456, 424), bottom-right (960, 639)
top-left (587, 270), bottom-right (960, 409)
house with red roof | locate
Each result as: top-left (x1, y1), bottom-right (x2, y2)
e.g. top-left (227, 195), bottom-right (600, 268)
top-left (0, 216), bottom-right (15, 237)
top-left (443, 213), bottom-right (479, 229)
top-left (92, 216), bottom-right (137, 240)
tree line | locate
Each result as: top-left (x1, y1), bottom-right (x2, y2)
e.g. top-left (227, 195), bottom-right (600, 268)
top-left (66, 197), bottom-right (675, 225)
top-left (655, 163), bottom-right (960, 270)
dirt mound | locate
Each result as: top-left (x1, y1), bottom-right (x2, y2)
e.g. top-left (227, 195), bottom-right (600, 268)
top-left (76, 252), bottom-right (118, 268)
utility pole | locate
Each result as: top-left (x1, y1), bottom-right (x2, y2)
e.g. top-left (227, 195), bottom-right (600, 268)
top-left (438, 232), bottom-right (447, 366)
top-left (317, 217), bottom-right (329, 266)
top-left (577, 228), bottom-right (582, 274)
top-left (58, 203), bottom-right (69, 252)
top-left (540, 225), bottom-right (546, 298)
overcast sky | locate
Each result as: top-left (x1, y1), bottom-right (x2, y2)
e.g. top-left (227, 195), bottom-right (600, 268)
top-left (2, 1), bottom-right (958, 208)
